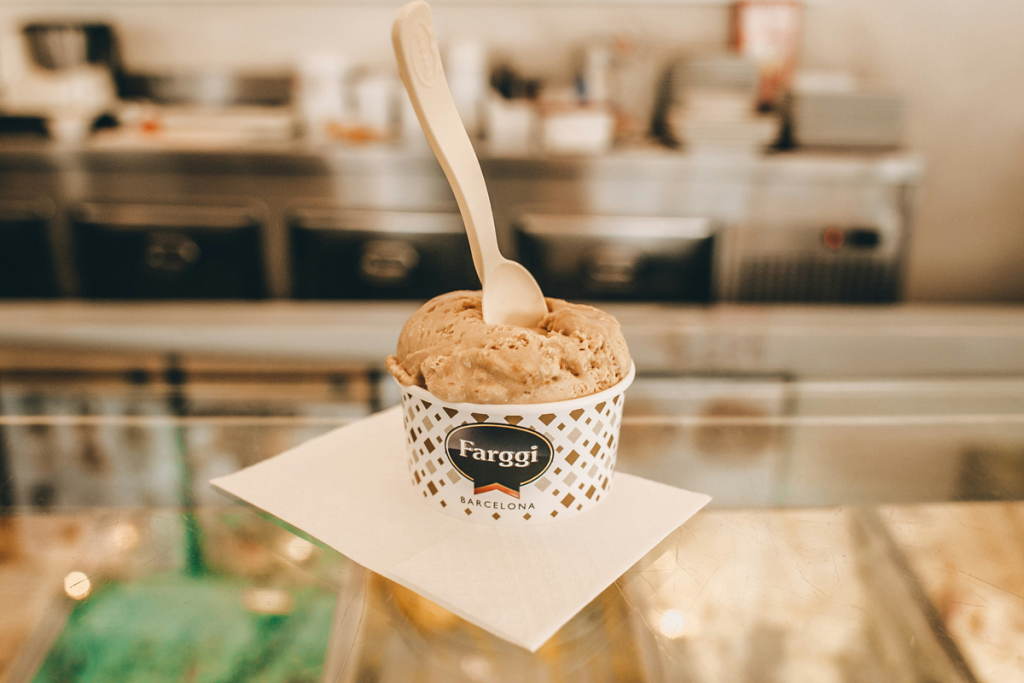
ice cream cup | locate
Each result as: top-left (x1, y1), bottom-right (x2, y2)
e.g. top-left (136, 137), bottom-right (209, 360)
top-left (399, 363), bottom-right (636, 526)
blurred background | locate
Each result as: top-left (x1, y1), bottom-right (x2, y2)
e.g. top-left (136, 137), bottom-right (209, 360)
top-left (5, 0), bottom-right (1024, 304)
top-left (1, 0), bottom-right (1024, 510)
top-left (3, 2), bottom-right (1024, 681)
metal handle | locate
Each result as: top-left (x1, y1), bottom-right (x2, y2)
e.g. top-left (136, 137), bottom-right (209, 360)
top-left (143, 232), bottom-right (201, 272)
top-left (587, 245), bottom-right (645, 288)
top-left (359, 239), bottom-right (420, 285)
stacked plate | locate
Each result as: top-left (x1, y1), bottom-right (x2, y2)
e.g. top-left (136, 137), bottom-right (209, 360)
top-left (660, 54), bottom-right (780, 153)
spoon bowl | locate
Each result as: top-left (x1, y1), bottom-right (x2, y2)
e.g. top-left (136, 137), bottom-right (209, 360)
top-left (482, 261), bottom-right (548, 328)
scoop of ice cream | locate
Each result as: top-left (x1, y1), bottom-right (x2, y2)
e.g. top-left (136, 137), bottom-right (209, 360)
top-left (385, 290), bottom-right (631, 404)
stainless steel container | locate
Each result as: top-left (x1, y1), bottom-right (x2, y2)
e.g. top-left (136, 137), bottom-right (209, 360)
top-left (792, 91), bottom-right (904, 149)
top-left (515, 214), bottom-right (715, 302)
top-left (72, 202), bottom-right (266, 299)
top-left (289, 208), bottom-right (478, 299)
top-left (22, 22), bottom-right (119, 72)
top-left (0, 198), bottom-right (57, 298)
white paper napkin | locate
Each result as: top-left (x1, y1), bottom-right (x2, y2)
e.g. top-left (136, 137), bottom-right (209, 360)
top-left (211, 406), bottom-right (710, 652)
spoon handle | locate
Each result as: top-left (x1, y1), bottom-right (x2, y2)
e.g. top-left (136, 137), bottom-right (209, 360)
top-left (393, 0), bottom-right (501, 286)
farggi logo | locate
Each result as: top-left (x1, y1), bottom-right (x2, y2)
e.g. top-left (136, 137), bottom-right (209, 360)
top-left (412, 22), bottom-right (437, 86)
top-left (445, 424), bottom-right (553, 498)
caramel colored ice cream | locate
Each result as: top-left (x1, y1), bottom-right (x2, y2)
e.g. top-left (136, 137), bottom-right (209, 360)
top-left (386, 291), bottom-right (631, 404)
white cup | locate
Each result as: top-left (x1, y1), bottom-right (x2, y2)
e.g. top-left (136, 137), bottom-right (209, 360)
top-left (399, 364), bottom-right (635, 526)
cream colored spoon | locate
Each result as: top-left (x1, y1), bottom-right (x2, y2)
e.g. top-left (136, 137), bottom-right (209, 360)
top-left (393, 0), bottom-right (548, 328)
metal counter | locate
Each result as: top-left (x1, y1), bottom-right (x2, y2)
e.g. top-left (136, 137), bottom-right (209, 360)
top-left (0, 139), bottom-right (922, 301)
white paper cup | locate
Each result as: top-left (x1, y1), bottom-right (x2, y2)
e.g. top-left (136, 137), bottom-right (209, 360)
top-left (399, 363), bottom-right (635, 526)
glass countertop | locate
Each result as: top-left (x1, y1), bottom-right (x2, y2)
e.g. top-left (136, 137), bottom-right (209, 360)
top-left (1, 377), bottom-right (1023, 682)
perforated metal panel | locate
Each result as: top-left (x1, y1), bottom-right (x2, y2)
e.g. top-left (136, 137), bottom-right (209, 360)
top-left (735, 256), bottom-right (899, 303)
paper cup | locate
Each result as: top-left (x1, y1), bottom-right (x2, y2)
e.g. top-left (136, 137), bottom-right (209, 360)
top-left (399, 363), bottom-right (635, 526)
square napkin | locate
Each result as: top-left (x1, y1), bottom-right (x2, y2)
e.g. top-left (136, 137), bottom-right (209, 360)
top-left (211, 406), bottom-right (710, 652)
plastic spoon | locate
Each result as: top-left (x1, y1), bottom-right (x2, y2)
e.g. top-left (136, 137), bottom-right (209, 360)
top-left (392, 0), bottom-right (548, 328)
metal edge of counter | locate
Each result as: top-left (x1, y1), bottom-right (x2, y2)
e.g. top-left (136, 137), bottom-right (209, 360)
top-left (0, 138), bottom-right (925, 183)
top-left (0, 302), bottom-right (1022, 377)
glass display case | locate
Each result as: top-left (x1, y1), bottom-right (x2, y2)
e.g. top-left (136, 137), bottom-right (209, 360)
top-left (1, 374), bottom-right (1022, 682)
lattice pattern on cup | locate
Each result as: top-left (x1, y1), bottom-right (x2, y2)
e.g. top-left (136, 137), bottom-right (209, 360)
top-left (402, 389), bottom-right (625, 526)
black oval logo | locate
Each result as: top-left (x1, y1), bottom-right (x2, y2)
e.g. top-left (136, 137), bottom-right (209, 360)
top-left (445, 424), bottom-right (553, 498)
